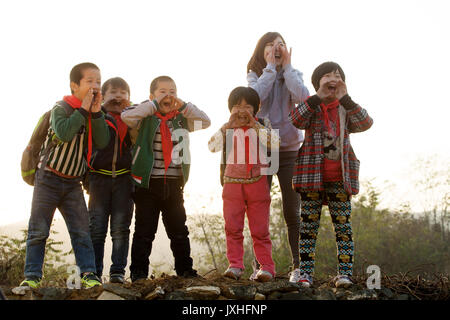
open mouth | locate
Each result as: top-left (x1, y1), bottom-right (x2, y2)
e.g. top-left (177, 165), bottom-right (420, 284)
top-left (327, 84), bottom-right (336, 93)
top-left (274, 52), bottom-right (281, 59)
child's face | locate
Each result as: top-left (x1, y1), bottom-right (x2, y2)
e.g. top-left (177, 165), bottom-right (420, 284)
top-left (103, 85), bottom-right (130, 113)
top-left (230, 98), bottom-right (254, 123)
top-left (71, 68), bottom-right (101, 100)
top-left (150, 80), bottom-right (177, 114)
top-left (319, 69), bottom-right (343, 99)
top-left (263, 36), bottom-right (285, 66)
top-left (103, 85), bottom-right (129, 104)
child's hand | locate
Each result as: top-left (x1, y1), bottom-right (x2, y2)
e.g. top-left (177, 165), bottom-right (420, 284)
top-left (335, 80), bottom-right (348, 100)
top-left (316, 81), bottom-right (334, 102)
top-left (172, 96), bottom-right (185, 110)
top-left (244, 109), bottom-right (257, 127)
top-left (81, 88), bottom-right (102, 113)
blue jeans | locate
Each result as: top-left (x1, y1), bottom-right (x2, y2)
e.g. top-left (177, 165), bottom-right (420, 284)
top-left (24, 170), bottom-right (96, 279)
top-left (88, 173), bottom-right (134, 276)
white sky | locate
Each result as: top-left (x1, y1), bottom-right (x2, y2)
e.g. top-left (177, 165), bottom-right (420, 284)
top-left (0, 0), bottom-right (449, 226)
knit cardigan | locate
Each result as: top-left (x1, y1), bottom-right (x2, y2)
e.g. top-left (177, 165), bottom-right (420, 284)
top-left (289, 94), bottom-right (373, 195)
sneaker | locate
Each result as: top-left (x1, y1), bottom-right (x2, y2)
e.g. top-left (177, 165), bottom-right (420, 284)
top-left (19, 277), bottom-right (41, 289)
top-left (254, 270), bottom-right (273, 282)
top-left (81, 272), bottom-right (102, 289)
top-left (298, 273), bottom-right (313, 288)
top-left (289, 268), bottom-right (302, 283)
top-left (334, 275), bottom-right (353, 288)
top-left (249, 269), bottom-right (259, 281)
top-left (223, 267), bottom-right (243, 280)
top-left (131, 272), bottom-right (147, 283)
top-left (180, 269), bottom-right (199, 278)
top-left (109, 273), bottom-right (125, 284)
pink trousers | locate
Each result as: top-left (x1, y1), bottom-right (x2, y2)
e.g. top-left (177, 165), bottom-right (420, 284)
top-left (222, 177), bottom-right (275, 276)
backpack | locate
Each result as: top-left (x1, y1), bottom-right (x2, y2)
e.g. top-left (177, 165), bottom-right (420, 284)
top-left (21, 101), bottom-right (73, 186)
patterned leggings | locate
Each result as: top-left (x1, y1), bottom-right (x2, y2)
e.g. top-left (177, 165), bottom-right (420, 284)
top-left (299, 182), bottom-right (354, 276)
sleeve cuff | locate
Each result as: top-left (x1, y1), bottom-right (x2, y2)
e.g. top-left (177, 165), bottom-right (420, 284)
top-left (306, 95), bottom-right (322, 108)
top-left (78, 108), bottom-right (89, 119)
top-left (339, 94), bottom-right (358, 110)
top-left (91, 111), bottom-right (103, 119)
top-left (265, 63), bottom-right (277, 71)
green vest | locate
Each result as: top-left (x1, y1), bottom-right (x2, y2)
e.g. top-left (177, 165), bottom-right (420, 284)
top-left (130, 111), bottom-right (190, 188)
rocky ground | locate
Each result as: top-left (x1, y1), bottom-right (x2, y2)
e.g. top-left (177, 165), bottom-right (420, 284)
top-left (1, 271), bottom-right (449, 301)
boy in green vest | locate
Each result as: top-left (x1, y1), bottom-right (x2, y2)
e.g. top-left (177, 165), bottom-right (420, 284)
top-left (121, 76), bottom-right (210, 281)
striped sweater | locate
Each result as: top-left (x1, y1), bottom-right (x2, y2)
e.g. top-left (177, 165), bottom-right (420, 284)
top-left (289, 94), bottom-right (373, 195)
top-left (151, 120), bottom-right (182, 179)
top-left (39, 102), bottom-right (110, 178)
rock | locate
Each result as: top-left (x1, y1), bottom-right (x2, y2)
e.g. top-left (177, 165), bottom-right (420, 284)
top-left (377, 287), bottom-right (395, 299)
top-left (256, 280), bottom-right (300, 295)
top-left (12, 286), bottom-right (31, 296)
top-left (254, 293), bottom-right (266, 300)
top-left (103, 283), bottom-right (141, 300)
top-left (166, 290), bottom-right (193, 300)
top-left (185, 286), bottom-right (221, 300)
top-left (39, 287), bottom-right (71, 300)
top-left (347, 289), bottom-right (378, 300)
top-left (280, 291), bottom-right (313, 300)
top-left (267, 291), bottom-right (282, 300)
top-left (225, 286), bottom-right (257, 300)
top-left (315, 289), bottom-right (337, 300)
top-left (145, 286), bottom-right (165, 300)
top-left (396, 294), bottom-right (410, 301)
top-left (97, 291), bottom-right (125, 300)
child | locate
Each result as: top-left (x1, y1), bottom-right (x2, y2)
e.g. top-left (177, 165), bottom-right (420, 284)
top-left (21, 62), bottom-right (110, 289)
top-left (289, 61), bottom-right (373, 288)
top-left (208, 86), bottom-right (279, 282)
top-left (121, 75), bottom-right (210, 282)
top-left (247, 32), bottom-right (309, 281)
top-left (87, 77), bottom-right (134, 284)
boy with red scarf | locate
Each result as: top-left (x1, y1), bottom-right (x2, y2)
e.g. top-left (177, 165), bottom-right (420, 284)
top-left (289, 62), bottom-right (373, 288)
top-left (87, 77), bottom-right (134, 284)
top-left (20, 62), bottom-right (109, 289)
top-left (121, 76), bottom-right (210, 282)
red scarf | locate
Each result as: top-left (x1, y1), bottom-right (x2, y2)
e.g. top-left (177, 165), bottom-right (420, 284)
top-left (63, 95), bottom-right (82, 109)
top-left (63, 95), bottom-right (94, 169)
top-left (155, 110), bottom-right (180, 177)
top-left (320, 99), bottom-right (340, 134)
top-left (108, 112), bottom-right (128, 156)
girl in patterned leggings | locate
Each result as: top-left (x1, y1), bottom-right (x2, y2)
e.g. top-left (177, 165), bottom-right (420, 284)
top-left (288, 62), bottom-right (373, 288)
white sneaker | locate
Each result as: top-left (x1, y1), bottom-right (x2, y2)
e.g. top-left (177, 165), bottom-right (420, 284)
top-left (249, 269), bottom-right (259, 281)
top-left (298, 273), bottom-right (313, 288)
top-left (254, 270), bottom-right (273, 282)
top-left (289, 268), bottom-right (302, 283)
top-left (223, 267), bottom-right (243, 280)
top-left (334, 275), bottom-right (353, 288)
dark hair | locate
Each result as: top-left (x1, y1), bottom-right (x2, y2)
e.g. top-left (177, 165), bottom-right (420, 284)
top-left (311, 61), bottom-right (346, 91)
top-left (70, 62), bottom-right (100, 93)
top-left (247, 32), bottom-right (286, 77)
top-left (228, 86), bottom-right (260, 115)
top-left (101, 77), bottom-right (130, 97)
top-left (150, 75), bottom-right (175, 94)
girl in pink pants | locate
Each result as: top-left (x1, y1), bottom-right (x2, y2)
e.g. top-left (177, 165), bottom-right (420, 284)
top-left (208, 86), bottom-right (279, 282)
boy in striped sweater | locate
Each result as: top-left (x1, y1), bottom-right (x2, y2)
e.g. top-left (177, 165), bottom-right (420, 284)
top-left (20, 62), bottom-right (110, 289)
top-left (289, 62), bottom-right (373, 288)
top-left (121, 76), bottom-right (210, 282)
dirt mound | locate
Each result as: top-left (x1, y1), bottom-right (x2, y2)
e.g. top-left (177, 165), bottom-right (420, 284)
top-left (1, 271), bottom-right (449, 301)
